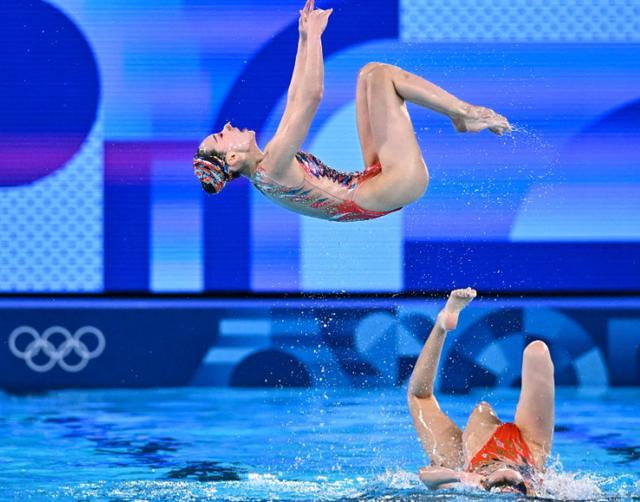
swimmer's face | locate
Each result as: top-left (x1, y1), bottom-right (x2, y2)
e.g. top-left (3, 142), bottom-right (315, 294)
top-left (484, 467), bottom-right (532, 496)
top-left (203, 122), bottom-right (257, 157)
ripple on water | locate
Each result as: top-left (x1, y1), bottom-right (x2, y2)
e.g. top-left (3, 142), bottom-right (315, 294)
top-left (2, 388), bottom-right (639, 500)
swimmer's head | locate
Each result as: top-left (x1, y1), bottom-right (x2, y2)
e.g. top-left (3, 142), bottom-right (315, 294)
top-left (488, 481), bottom-right (529, 495)
top-left (193, 122), bottom-right (259, 194)
top-left (483, 466), bottom-right (534, 497)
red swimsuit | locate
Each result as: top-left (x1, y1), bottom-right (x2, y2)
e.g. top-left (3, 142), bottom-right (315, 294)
top-left (252, 152), bottom-right (401, 222)
top-left (467, 423), bottom-right (536, 473)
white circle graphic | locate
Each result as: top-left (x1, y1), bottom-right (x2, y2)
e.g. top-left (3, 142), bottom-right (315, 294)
top-left (9, 325), bottom-right (106, 373)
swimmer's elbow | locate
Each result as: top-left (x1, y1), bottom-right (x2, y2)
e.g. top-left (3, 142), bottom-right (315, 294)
top-left (308, 88), bottom-right (323, 103)
top-left (291, 88), bottom-right (322, 108)
top-left (289, 84), bottom-right (322, 103)
top-left (309, 92), bottom-right (322, 108)
top-left (420, 476), bottom-right (442, 490)
top-left (407, 379), bottom-right (433, 400)
top-left (419, 467), bottom-right (461, 490)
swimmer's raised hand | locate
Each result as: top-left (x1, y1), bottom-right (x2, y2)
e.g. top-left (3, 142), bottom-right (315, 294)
top-left (298, 0), bottom-right (313, 40)
top-left (306, 6), bottom-right (333, 37)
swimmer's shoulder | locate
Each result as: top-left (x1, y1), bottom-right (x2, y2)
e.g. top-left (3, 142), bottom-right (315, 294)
top-left (258, 142), bottom-right (305, 187)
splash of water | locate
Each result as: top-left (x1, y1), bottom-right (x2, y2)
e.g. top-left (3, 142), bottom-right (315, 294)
top-left (539, 455), bottom-right (640, 500)
top-left (540, 460), bottom-right (604, 500)
top-left (504, 121), bottom-right (558, 176)
top-left (37, 463), bottom-right (640, 501)
top-left (374, 468), bottom-right (422, 490)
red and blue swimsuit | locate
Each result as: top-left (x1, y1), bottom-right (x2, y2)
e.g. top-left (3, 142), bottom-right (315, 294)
top-left (252, 152), bottom-right (400, 222)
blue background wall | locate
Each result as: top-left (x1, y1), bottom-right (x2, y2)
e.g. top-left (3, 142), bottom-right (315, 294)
top-left (0, 0), bottom-right (638, 293)
top-left (2, 298), bottom-right (639, 392)
top-left (1, 1), bottom-right (639, 390)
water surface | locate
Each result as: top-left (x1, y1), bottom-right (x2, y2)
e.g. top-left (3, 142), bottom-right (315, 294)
top-left (1, 387), bottom-right (639, 500)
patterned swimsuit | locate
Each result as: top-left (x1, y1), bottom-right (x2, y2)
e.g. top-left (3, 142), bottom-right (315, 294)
top-left (251, 152), bottom-right (401, 222)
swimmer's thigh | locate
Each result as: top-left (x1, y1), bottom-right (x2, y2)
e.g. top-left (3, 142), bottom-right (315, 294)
top-left (355, 63), bottom-right (381, 167)
top-left (514, 341), bottom-right (555, 465)
top-left (408, 395), bottom-right (464, 469)
top-left (354, 64), bottom-right (428, 211)
top-left (463, 401), bottom-right (501, 459)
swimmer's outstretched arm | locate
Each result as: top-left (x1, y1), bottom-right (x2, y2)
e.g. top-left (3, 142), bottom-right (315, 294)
top-left (266, 2), bottom-right (332, 175)
top-left (274, 0), bottom-right (313, 136)
top-left (407, 288), bottom-right (477, 470)
top-left (419, 466), bottom-right (485, 490)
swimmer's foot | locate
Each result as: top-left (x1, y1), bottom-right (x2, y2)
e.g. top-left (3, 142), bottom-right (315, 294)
top-left (452, 104), bottom-right (511, 136)
top-left (438, 287), bottom-right (477, 331)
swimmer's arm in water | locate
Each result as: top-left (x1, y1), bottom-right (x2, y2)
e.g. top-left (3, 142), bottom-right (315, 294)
top-left (419, 467), bottom-right (485, 490)
top-left (264, 3), bottom-right (332, 178)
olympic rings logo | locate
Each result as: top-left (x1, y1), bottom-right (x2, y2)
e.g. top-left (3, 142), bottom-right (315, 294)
top-left (9, 326), bottom-right (106, 373)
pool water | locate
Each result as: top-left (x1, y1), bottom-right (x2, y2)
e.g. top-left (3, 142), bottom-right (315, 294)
top-left (1, 387), bottom-right (639, 500)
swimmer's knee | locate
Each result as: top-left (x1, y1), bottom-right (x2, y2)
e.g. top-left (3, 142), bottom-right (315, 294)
top-left (360, 62), bottom-right (393, 84)
top-left (524, 340), bottom-right (553, 369)
top-left (474, 401), bottom-right (492, 413)
top-left (359, 62), bottom-right (385, 79)
top-left (524, 340), bottom-right (550, 358)
top-left (469, 401), bottom-right (499, 423)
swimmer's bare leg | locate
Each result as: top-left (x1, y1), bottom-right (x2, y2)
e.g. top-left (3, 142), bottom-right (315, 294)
top-left (382, 65), bottom-right (511, 135)
top-left (407, 287), bottom-right (477, 469)
top-left (354, 63), bottom-right (510, 211)
top-left (354, 63), bottom-right (428, 210)
top-left (514, 341), bottom-right (555, 469)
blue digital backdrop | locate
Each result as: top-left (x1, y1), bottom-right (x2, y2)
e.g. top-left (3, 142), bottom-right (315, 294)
top-left (1, 0), bottom-right (638, 293)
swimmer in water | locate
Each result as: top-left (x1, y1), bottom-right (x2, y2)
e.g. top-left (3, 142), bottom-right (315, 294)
top-left (408, 288), bottom-right (554, 497)
top-left (193, 0), bottom-right (511, 222)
